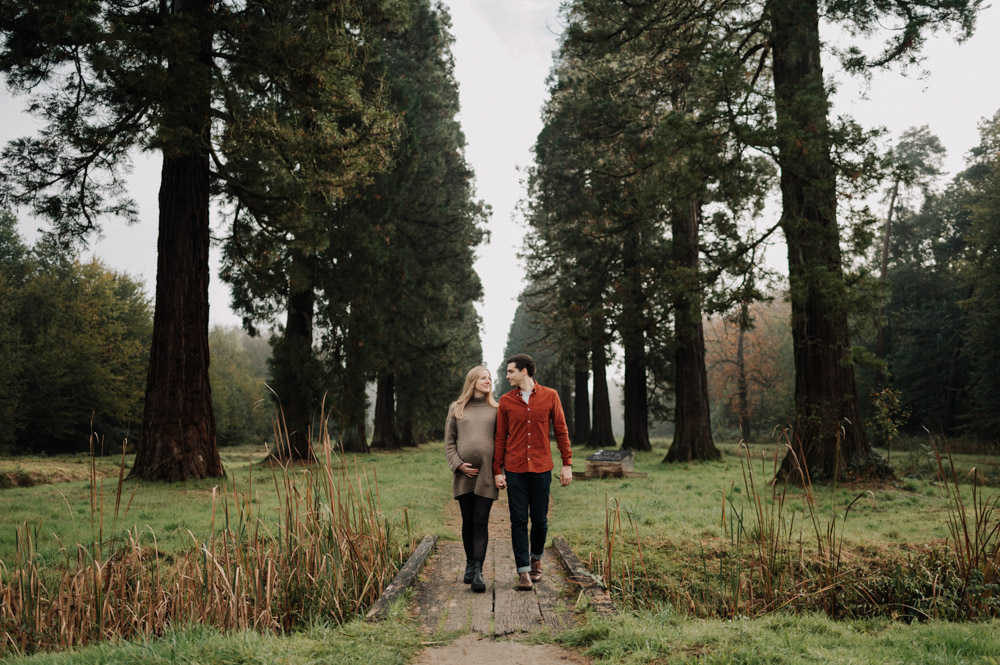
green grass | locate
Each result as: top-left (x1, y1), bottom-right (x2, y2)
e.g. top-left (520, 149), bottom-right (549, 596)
top-left (0, 445), bottom-right (435, 565)
top-left (2, 437), bottom-right (988, 564)
top-left (3, 435), bottom-right (999, 662)
top-left (0, 605), bottom-right (424, 665)
top-left (554, 611), bottom-right (1000, 664)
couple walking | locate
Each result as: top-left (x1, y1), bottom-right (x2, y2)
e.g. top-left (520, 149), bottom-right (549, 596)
top-left (444, 354), bottom-right (573, 593)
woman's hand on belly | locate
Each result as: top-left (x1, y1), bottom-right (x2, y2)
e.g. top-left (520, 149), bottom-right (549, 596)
top-left (458, 462), bottom-right (479, 478)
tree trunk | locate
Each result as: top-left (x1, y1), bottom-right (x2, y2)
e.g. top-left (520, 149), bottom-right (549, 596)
top-left (560, 377), bottom-right (575, 440)
top-left (665, 202), bottom-right (719, 463)
top-left (339, 325), bottom-right (368, 453)
top-left (394, 385), bottom-right (420, 447)
top-left (131, 0), bottom-right (222, 481)
top-left (370, 370), bottom-right (399, 449)
top-left (768, 0), bottom-right (887, 481)
top-left (398, 417), bottom-right (416, 447)
top-left (942, 284), bottom-right (973, 435)
top-left (876, 179), bottom-right (900, 370)
top-left (270, 262), bottom-right (317, 461)
top-left (588, 320), bottom-right (617, 448)
top-left (573, 354), bottom-right (591, 446)
top-left (737, 310), bottom-right (752, 442)
top-left (622, 224), bottom-right (651, 451)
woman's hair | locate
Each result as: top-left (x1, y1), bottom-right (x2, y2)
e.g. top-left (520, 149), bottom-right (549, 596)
top-left (450, 365), bottom-right (498, 419)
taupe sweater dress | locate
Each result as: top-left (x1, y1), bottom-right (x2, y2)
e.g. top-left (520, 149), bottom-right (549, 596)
top-left (444, 397), bottom-right (499, 500)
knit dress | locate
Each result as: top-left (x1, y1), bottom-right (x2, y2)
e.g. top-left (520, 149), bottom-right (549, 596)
top-left (444, 396), bottom-right (499, 500)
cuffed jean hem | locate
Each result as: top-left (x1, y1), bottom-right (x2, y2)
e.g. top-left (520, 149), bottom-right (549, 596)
top-left (518, 553), bottom-right (543, 573)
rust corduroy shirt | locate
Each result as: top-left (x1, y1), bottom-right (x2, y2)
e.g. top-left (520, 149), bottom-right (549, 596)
top-left (492, 382), bottom-right (572, 476)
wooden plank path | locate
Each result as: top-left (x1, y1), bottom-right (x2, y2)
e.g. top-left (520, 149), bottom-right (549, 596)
top-left (410, 494), bottom-right (579, 636)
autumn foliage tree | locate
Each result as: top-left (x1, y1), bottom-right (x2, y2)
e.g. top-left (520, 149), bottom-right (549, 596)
top-left (704, 298), bottom-right (795, 442)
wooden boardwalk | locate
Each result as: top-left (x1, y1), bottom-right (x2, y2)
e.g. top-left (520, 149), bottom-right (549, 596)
top-left (410, 495), bottom-right (578, 636)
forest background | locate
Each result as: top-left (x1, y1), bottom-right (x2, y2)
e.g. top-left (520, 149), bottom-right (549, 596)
top-left (3, 3), bottom-right (996, 460)
top-left (3, 0), bottom-right (1000, 661)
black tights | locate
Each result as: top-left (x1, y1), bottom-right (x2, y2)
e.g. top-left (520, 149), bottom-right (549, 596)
top-left (456, 492), bottom-right (493, 563)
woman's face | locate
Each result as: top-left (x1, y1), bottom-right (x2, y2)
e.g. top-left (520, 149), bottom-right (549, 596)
top-left (474, 370), bottom-right (492, 396)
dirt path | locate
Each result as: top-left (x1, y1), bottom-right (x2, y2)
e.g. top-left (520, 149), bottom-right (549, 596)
top-left (411, 633), bottom-right (590, 665)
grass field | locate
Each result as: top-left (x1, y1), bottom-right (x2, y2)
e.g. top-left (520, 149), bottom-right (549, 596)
top-left (2, 435), bottom-right (999, 663)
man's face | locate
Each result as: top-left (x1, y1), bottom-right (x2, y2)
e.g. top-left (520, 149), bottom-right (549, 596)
top-left (506, 362), bottom-right (527, 389)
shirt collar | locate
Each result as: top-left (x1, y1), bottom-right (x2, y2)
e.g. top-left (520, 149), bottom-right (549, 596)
top-left (515, 382), bottom-right (541, 397)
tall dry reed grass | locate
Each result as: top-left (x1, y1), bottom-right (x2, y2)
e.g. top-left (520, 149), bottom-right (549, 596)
top-left (0, 409), bottom-right (402, 657)
top-left (594, 431), bottom-right (1000, 621)
top-left (932, 435), bottom-right (1000, 618)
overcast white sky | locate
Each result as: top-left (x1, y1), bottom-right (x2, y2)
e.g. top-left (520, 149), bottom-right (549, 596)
top-left (4, 1), bottom-right (999, 370)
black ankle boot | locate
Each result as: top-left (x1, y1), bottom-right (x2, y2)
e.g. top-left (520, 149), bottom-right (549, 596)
top-left (471, 561), bottom-right (486, 593)
top-left (464, 560), bottom-right (476, 584)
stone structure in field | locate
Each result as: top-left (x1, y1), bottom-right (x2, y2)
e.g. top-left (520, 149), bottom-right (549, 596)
top-left (584, 449), bottom-right (635, 478)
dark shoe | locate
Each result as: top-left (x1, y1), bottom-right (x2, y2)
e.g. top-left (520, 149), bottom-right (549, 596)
top-left (529, 558), bottom-right (543, 582)
top-left (463, 560), bottom-right (476, 584)
top-left (516, 571), bottom-right (533, 591)
top-left (471, 562), bottom-right (486, 593)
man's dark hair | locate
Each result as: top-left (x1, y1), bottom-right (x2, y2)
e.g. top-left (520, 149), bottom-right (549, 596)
top-left (506, 354), bottom-right (536, 377)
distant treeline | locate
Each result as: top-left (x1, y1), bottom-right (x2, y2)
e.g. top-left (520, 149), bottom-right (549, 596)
top-left (0, 212), bottom-right (273, 454)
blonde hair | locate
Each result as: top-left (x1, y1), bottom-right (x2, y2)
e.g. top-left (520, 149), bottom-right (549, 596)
top-left (449, 365), bottom-right (498, 419)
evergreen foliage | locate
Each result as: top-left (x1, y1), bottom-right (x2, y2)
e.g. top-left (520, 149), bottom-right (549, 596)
top-left (0, 215), bottom-right (151, 454)
top-left (213, 0), bottom-right (406, 459)
top-left (0, 0), bottom-right (404, 477)
top-left (523, 0), bottom-right (773, 456)
top-left (959, 111), bottom-right (1000, 439)
top-left (341, 0), bottom-right (488, 449)
top-left (496, 293), bottom-right (567, 397)
top-left (869, 115), bottom-right (1000, 443)
top-left (519, 0), bottom-right (984, 477)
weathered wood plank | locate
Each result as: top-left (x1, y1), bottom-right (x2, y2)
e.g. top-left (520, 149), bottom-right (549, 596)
top-left (468, 541), bottom-right (494, 635)
top-left (534, 549), bottom-right (574, 633)
top-left (367, 534), bottom-right (439, 622)
top-left (552, 537), bottom-right (616, 616)
top-left (409, 540), bottom-right (465, 633)
top-left (441, 544), bottom-right (472, 632)
top-left (493, 540), bottom-right (543, 635)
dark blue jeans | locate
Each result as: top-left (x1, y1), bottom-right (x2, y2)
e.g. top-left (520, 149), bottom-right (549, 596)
top-left (505, 470), bottom-right (551, 572)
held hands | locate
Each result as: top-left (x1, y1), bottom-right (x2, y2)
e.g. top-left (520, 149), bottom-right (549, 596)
top-left (560, 465), bottom-right (573, 487)
top-left (494, 473), bottom-right (507, 490)
top-left (458, 462), bottom-right (479, 478)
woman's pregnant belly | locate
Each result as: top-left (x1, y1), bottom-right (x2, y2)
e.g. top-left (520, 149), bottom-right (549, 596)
top-left (457, 441), bottom-right (490, 471)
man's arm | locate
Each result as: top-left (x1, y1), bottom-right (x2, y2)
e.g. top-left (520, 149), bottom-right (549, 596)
top-left (551, 392), bottom-right (573, 486)
top-left (493, 398), bottom-right (508, 478)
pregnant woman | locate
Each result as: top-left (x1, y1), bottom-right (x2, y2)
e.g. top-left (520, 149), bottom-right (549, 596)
top-left (444, 365), bottom-right (499, 593)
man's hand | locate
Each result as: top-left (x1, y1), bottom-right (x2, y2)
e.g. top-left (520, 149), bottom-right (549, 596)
top-left (494, 473), bottom-right (507, 490)
top-left (559, 465), bottom-right (573, 486)
top-left (458, 462), bottom-right (478, 478)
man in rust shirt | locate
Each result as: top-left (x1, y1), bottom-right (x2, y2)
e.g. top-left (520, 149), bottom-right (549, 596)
top-left (493, 353), bottom-right (572, 591)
